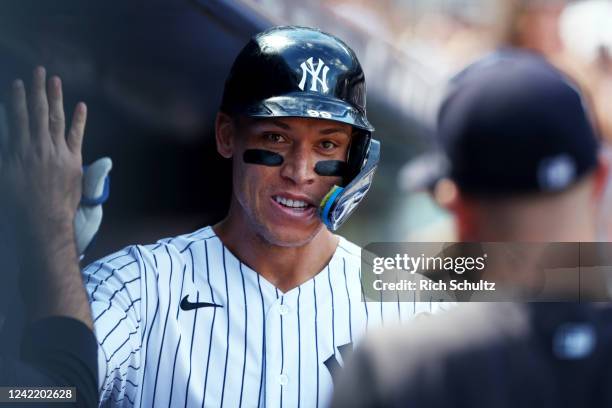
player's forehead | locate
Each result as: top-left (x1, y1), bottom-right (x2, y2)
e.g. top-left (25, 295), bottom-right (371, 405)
top-left (235, 116), bottom-right (353, 136)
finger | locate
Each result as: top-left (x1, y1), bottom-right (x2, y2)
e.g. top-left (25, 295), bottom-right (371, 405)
top-left (47, 76), bottom-right (65, 147)
top-left (0, 104), bottom-right (8, 156)
top-left (29, 66), bottom-right (49, 142)
top-left (67, 102), bottom-right (86, 154)
top-left (10, 79), bottom-right (30, 152)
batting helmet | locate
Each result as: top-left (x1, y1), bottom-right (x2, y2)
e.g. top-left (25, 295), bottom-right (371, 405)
top-left (220, 26), bottom-right (380, 231)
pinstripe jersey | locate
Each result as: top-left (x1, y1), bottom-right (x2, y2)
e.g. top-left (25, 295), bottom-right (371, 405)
top-left (83, 226), bottom-right (450, 408)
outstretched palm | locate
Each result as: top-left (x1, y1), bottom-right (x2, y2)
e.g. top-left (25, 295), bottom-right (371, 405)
top-left (1, 67), bottom-right (87, 235)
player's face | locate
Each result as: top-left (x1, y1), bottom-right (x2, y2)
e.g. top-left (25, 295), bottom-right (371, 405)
top-left (232, 117), bottom-right (351, 247)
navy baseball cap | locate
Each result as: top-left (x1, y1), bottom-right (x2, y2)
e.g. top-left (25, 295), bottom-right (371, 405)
top-left (438, 49), bottom-right (600, 196)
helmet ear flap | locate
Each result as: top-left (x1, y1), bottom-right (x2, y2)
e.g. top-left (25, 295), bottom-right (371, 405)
top-left (319, 139), bottom-right (380, 231)
top-left (344, 131), bottom-right (372, 186)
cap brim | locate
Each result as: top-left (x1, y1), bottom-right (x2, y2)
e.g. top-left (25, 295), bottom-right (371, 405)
top-left (243, 92), bottom-right (374, 132)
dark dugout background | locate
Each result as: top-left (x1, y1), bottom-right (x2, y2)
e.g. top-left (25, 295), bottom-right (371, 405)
top-left (0, 0), bottom-right (434, 357)
top-left (0, 0), bottom-right (437, 260)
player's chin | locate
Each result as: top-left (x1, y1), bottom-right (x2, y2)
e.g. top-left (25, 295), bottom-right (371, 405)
top-left (262, 222), bottom-right (324, 248)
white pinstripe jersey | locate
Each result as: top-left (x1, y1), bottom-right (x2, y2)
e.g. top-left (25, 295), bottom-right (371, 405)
top-left (83, 226), bottom-right (450, 407)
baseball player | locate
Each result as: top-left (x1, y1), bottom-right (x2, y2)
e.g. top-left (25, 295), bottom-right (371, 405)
top-left (331, 50), bottom-right (612, 408)
top-left (82, 26), bottom-right (449, 407)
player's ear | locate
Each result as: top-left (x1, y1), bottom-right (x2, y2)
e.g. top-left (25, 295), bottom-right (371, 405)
top-left (449, 187), bottom-right (479, 241)
top-left (433, 178), bottom-right (459, 212)
top-left (215, 112), bottom-right (235, 159)
top-left (434, 178), bottom-right (474, 239)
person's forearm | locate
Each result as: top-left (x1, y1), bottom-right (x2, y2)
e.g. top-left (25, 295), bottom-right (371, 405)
top-left (18, 219), bottom-right (92, 330)
top-left (2, 317), bottom-right (100, 408)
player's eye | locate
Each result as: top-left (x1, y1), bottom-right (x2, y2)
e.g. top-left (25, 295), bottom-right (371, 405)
top-left (263, 133), bottom-right (287, 144)
top-left (320, 140), bottom-right (338, 150)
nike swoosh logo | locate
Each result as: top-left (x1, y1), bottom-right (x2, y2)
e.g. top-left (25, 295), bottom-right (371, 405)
top-left (180, 295), bottom-right (223, 311)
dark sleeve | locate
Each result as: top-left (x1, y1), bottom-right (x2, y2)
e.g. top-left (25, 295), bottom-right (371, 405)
top-left (0, 316), bottom-right (98, 408)
top-left (330, 345), bottom-right (385, 408)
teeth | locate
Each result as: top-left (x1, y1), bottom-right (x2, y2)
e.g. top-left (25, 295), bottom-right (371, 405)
top-left (274, 196), bottom-right (308, 208)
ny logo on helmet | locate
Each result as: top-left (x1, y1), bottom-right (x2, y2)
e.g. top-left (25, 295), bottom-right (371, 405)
top-left (298, 57), bottom-right (330, 93)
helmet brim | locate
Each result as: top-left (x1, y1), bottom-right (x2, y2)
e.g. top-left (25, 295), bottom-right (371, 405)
top-left (242, 92), bottom-right (375, 132)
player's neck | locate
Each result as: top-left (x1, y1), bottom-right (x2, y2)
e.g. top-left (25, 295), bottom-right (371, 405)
top-left (213, 213), bottom-right (339, 293)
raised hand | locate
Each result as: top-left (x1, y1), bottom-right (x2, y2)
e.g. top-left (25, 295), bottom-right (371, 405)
top-left (1, 67), bottom-right (87, 235)
top-left (1, 67), bottom-right (92, 327)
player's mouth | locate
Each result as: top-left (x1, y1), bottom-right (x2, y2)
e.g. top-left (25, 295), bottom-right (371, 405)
top-left (270, 194), bottom-right (317, 219)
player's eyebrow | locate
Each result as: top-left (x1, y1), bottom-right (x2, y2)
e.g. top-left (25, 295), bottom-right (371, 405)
top-left (269, 119), bottom-right (291, 130)
top-left (319, 127), bottom-right (351, 135)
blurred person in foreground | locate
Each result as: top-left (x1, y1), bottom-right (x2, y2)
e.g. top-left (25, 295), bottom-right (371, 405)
top-left (0, 68), bottom-right (98, 406)
top-left (332, 50), bottom-right (612, 408)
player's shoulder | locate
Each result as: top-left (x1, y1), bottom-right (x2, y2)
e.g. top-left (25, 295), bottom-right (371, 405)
top-left (84, 226), bottom-right (217, 274)
top-left (336, 234), bottom-right (383, 269)
top-left (335, 235), bottom-right (365, 273)
top-left (336, 235), bottom-right (362, 259)
top-left (142, 225), bottom-right (216, 255)
top-left (83, 245), bottom-right (139, 274)
top-left (132, 225), bottom-right (221, 271)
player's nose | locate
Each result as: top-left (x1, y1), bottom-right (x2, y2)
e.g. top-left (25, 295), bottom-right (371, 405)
top-left (280, 144), bottom-right (316, 186)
